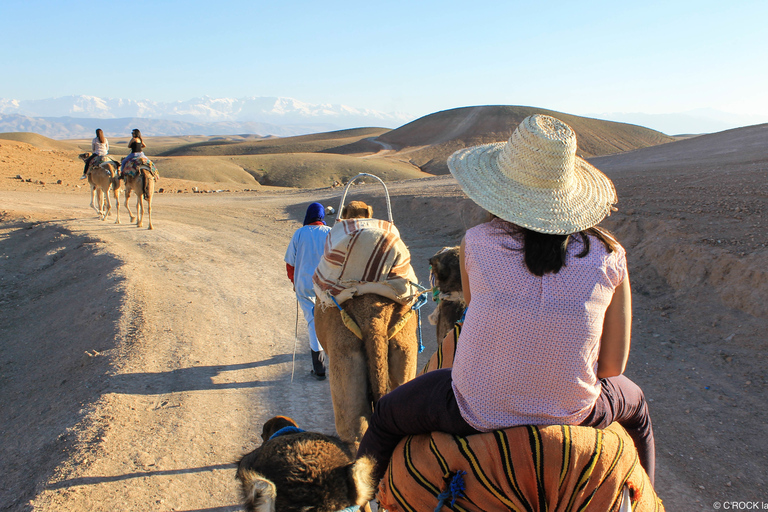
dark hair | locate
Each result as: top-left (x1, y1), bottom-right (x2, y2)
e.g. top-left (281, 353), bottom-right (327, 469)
top-left (499, 219), bottom-right (618, 276)
top-left (96, 128), bottom-right (105, 144)
top-left (132, 129), bottom-right (142, 139)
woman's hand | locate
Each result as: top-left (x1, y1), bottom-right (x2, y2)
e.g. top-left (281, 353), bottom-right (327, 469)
top-left (597, 275), bottom-right (632, 378)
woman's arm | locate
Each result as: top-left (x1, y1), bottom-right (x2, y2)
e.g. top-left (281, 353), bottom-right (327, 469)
top-left (597, 275), bottom-right (632, 378)
top-left (459, 237), bottom-right (471, 306)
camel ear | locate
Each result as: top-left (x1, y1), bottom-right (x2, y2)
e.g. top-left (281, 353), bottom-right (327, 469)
top-left (239, 470), bottom-right (277, 512)
top-left (351, 455), bottom-right (377, 505)
top-left (365, 205), bottom-right (373, 218)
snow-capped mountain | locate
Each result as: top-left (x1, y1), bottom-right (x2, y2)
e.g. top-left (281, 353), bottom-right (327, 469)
top-left (0, 95), bottom-right (413, 126)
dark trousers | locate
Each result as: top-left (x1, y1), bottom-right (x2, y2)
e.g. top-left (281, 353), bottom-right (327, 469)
top-left (83, 154), bottom-right (95, 174)
top-left (357, 368), bottom-right (655, 485)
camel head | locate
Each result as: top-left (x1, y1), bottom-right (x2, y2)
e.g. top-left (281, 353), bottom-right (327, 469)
top-left (430, 246), bottom-right (462, 293)
top-left (260, 415), bottom-right (298, 442)
top-left (341, 200), bottom-right (373, 219)
top-left (78, 152), bottom-right (92, 161)
top-left (236, 416), bottom-right (376, 512)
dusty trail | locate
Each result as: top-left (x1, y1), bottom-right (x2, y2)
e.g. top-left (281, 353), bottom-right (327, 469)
top-left (1, 171), bottom-right (766, 510)
top-left (1, 191), bottom-right (352, 511)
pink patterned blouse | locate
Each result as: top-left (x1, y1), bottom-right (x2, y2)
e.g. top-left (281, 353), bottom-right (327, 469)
top-left (451, 218), bottom-right (627, 431)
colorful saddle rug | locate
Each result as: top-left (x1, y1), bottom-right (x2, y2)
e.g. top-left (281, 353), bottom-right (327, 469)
top-left (89, 155), bottom-right (119, 177)
top-left (312, 218), bottom-right (420, 307)
top-left (123, 157), bottom-right (159, 179)
top-left (379, 422), bottom-right (663, 512)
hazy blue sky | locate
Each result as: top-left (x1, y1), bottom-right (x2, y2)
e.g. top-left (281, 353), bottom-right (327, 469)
top-left (2, 0), bottom-right (767, 120)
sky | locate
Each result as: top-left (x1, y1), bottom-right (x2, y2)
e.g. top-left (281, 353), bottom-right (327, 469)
top-left (1, 0), bottom-right (767, 124)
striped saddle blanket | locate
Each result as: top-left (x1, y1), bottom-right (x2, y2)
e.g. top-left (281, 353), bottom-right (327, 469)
top-left (313, 218), bottom-right (420, 307)
top-left (379, 422), bottom-right (663, 512)
top-left (124, 157), bottom-right (159, 178)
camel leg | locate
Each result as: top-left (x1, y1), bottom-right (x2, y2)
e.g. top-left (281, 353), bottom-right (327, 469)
top-left (90, 184), bottom-right (98, 213)
top-left (327, 349), bottom-right (370, 446)
top-left (315, 305), bottom-right (372, 445)
top-left (104, 186), bottom-right (113, 219)
top-left (146, 181), bottom-right (154, 230)
top-left (387, 318), bottom-right (419, 391)
top-left (98, 188), bottom-right (107, 220)
top-left (124, 189), bottom-right (136, 223)
top-left (113, 187), bottom-right (121, 224)
top-left (136, 194), bottom-right (144, 228)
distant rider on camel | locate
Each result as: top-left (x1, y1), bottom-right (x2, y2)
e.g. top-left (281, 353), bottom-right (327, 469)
top-left (120, 128), bottom-right (146, 178)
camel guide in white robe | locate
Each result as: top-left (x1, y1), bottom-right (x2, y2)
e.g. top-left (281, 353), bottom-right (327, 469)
top-left (285, 202), bottom-right (332, 379)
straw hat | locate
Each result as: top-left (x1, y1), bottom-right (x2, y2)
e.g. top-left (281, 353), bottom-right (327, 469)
top-left (447, 114), bottom-right (617, 235)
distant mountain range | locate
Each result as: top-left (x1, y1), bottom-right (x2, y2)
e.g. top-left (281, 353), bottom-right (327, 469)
top-left (0, 95), bottom-right (415, 139)
top-left (1, 95), bottom-right (765, 139)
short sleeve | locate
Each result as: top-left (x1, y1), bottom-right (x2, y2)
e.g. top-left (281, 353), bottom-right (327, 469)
top-left (606, 243), bottom-right (628, 288)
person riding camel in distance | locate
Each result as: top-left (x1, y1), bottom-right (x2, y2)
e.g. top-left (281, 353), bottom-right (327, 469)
top-left (120, 128), bottom-right (146, 178)
top-left (80, 128), bottom-right (109, 180)
top-left (285, 202), bottom-right (332, 380)
top-left (357, 114), bottom-right (656, 487)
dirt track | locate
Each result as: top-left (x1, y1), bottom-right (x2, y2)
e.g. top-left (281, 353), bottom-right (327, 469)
top-left (1, 165), bottom-right (767, 510)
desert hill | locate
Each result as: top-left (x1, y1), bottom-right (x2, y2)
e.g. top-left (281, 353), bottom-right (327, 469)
top-left (155, 152), bottom-right (427, 188)
top-left (0, 132), bottom-right (80, 152)
top-left (157, 127), bottom-right (388, 157)
top-left (591, 122), bottom-right (768, 173)
top-left (364, 106), bottom-right (676, 174)
top-left (3, 106), bottom-right (680, 188)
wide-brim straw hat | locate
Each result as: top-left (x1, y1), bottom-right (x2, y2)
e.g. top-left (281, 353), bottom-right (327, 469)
top-left (447, 114), bottom-right (617, 235)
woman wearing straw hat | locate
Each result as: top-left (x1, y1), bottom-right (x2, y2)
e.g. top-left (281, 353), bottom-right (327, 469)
top-left (357, 115), bottom-right (655, 485)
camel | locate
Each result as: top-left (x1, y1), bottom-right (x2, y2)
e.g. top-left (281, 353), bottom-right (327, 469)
top-left (236, 416), bottom-right (376, 512)
top-left (315, 294), bottom-right (419, 446)
top-left (314, 201), bottom-right (420, 446)
top-left (428, 245), bottom-right (464, 342)
top-left (120, 161), bottom-right (156, 229)
top-left (78, 153), bottom-right (120, 221)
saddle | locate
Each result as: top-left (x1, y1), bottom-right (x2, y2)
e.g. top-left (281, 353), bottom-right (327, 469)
top-left (89, 155), bottom-right (119, 177)
top-left (379, 422), bottom-right (663, 512)
top-left (312, 218), bottom-right (420, 307)
top-left (123, 156), bottom-right (159, 179)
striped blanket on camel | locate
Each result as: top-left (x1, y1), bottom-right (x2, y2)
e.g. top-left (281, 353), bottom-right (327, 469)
top-left (313, 218), bottom-right (420, 307)
top-left (379, 422), bottom-right (663, 512)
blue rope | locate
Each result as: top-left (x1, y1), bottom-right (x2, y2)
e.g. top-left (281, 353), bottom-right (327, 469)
top-left (410, 284), bottom-right (429, 354)
top-left (330, 294), bottom-right (343, 311)
top-left (434, 470), bottom-right (466, 511)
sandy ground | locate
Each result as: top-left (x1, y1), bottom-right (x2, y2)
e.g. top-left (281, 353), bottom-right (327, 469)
top-left (1, 138), bottom-right (767, 511)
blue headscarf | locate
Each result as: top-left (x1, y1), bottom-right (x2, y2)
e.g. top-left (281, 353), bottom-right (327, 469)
top-left (303, 202), bottom-right (326, 225)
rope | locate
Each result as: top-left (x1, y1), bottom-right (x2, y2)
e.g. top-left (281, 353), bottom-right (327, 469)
top-left (410, 282), bottom-right (429, 354)
top-left (331, 290), bottom-right (427, 352)
top-left (291, 299), bottom-right (298, 383)
top-left (434, 470), bottom-right (467, 512)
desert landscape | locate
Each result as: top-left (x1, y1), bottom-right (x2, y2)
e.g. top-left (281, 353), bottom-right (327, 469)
top-left (1, 106), bottom-right (767, 511)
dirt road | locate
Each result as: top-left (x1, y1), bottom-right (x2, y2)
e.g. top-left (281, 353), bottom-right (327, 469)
top-left (1, 172), bottom-right (766, 510)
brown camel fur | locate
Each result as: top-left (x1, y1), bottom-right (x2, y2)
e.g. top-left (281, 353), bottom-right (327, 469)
top-left (315, 294), bottom-right (418, 446)
top-left (428, 245), bottom-right (465, 342)
top-left (341, 200), bottom-right (373, 219)
top-left (78, 153), bottom-right (120, 221)
top-left (121, 167), bottom-right (155, 229)
top-left (236, 416), bottom-right (376, 512)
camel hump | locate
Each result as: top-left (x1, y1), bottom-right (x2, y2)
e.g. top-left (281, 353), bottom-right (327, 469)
top-left (344, 295), bottom-right (409, 403)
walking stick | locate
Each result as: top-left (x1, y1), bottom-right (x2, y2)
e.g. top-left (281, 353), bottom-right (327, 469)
top-left (291, 298), bottom-right (299, 383)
